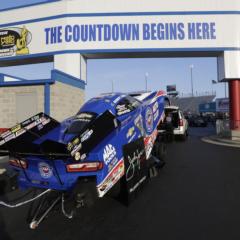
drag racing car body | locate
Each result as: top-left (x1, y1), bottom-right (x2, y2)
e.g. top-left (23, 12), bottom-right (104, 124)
top-left (0, 90), bottom-right (168, 228)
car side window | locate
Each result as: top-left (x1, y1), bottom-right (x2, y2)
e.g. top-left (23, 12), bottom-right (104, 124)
top-left (116, 96), bottom-right (140, 116)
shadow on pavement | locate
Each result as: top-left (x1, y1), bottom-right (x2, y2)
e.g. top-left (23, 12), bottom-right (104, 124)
top-left (0, 210), bottom-right (12, 240)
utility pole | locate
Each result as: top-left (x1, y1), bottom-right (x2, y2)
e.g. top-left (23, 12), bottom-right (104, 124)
top-left (189, 64), bottom-right (194, 97)
top-left (145, 72), bottom-right (149, 92)
top-left (224, 82), bottom-right (227, 98)
top-left (111, 80), bottom-right (114, 93)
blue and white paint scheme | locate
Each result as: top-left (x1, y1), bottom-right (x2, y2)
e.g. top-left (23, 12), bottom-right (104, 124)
top-left (0, 90), bottom-right (167, 197)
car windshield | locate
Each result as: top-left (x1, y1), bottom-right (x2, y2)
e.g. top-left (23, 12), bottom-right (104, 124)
top-left (116, 96), bottom-right (140, 116)
top-left (67, 112), bottom-right (97, 134)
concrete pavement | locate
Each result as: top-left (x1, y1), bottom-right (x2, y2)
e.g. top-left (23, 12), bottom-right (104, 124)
top-left (0, 127), bottom-right (240, 240)
top-left (202, 135), bottom-right (240, 148)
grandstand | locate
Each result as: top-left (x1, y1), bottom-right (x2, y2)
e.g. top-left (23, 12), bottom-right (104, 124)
top-left (170, 93), bottom-right (216, 114)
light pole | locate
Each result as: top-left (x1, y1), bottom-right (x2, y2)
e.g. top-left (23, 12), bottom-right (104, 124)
top-left (145, 72), bottom-right (149, 92)
top-left (189, 64), bottom-right (194, 97)
top-left (224, 82), bottom-right (227, 98)
top-left (212, 79), bottom-right (217, 95)
top-left (111, 80), bottom-right (114, 93)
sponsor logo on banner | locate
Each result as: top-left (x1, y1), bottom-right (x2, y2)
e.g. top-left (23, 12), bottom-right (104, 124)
top-left (38, 162), bottom-right (53, 179)
top-left (145, 107), bottom-right (154, 133)
top-left (103, 144), bottom-right (116, 165)
top-left (0, 27), bottom-right (31, 57)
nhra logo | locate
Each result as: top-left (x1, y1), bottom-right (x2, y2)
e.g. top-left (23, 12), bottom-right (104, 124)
top-left (38, 162), bottom-right (53, 179)
top-left (103, 144), bottom-right (116, 165)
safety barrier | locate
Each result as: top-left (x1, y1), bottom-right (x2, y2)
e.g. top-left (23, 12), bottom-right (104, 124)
top-left (216, 119), bottom-right (230, 137)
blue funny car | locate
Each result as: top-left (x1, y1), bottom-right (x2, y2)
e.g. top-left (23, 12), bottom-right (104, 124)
top-left (0, 90), bottom-right (169, 229)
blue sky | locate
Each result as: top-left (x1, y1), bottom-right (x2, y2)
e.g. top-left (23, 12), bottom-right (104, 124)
top-left (0, 0), bottom-right (56, 10)
top-left (0, 58), bottom-right (225, 100)
top-left (0, 1), bottom-right (227, 100)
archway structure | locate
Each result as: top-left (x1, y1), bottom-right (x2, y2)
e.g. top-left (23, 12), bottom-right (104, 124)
top-left (0, 0), bottom-right (239, 138)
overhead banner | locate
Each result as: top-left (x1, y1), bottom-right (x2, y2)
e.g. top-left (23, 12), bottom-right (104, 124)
top-left (0, 14), bottom-right (239, 59)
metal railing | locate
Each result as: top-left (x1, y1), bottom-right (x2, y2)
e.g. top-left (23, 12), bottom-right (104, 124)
top-left (178, 91), bottom-right (216, 98)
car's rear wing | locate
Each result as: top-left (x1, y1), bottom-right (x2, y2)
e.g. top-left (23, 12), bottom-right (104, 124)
top-left (67, 110), bottom-right (119, 161)
top-left (0, 113), bottom-right (68, 157)
top-left (0, 111), bottom-right (119, 160)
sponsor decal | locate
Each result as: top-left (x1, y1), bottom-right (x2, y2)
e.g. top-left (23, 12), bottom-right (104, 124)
top-left (153, 101), bottom-right (158, 113)
top-left (37, 124), bottom-right (44, 131)
top-left (125, 149), bottom-right (145, 181)
top-left (0, 130), bottom-right (11, 138)
top-left (76, 113), bottom-right (95, 122)
top-left (128, 133), bottom-right (137, 143)
top-left (80, 153), bottom-right (87, 161)
top-left (81, 129), bottom-right (93, 142)
top-left (38, 162), bottom-right (53, 179)
top-left (103, 144), bottom-right (116, 165)
top-left (152, 101), bottom-right (160, 121)
top-left (11, 124), bottom-right (21, 133)
top-left (0, 27), bottom-right (31, 57)
top-left (113, 95), bottom-right (125, 104)
top-left (126, 127), bottom-right (135, 139)
top-left (134, 115), bottom-right (144, 136)
top-left (116, 104), bottom-right (131, 116)
top-left (70, 143), bottom-right (82, 156)
top-left (154, 109), bottom-right (159, 121)
top-left (129, 176), bottom-right (147, 193)
top-left (113, 95), bottom-right (122, 104)
top-left (15, 128), bottom-right (26, 137)
top-left (41, 118), bottom-right (50, 126)
top-left (67, 142), bottom-right (73, 151)
top-left (145, 107), bottom-right (154, 133)
top-left (74, 152), bottom-right (81, 161)
top-left (97, 159), bottom-right (124, 197)
top-left (22, 119), bottom-right (31, 126)
top-left (73, 138), bottom-right (80, 145)
top-left (107, 156), bottom-right (118, 172)
top-left (5, 133), bottom-right (15, 142)
top-left (123, 138), bottom-right (148, 194)
top-left (25, 122), bottom-right (35, 130)
top-left (144, 130), bottom-right (158, 159)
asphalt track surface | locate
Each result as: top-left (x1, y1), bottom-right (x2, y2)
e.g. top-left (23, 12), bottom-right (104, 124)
top-left (0, 126), bottom-right (240, 240)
